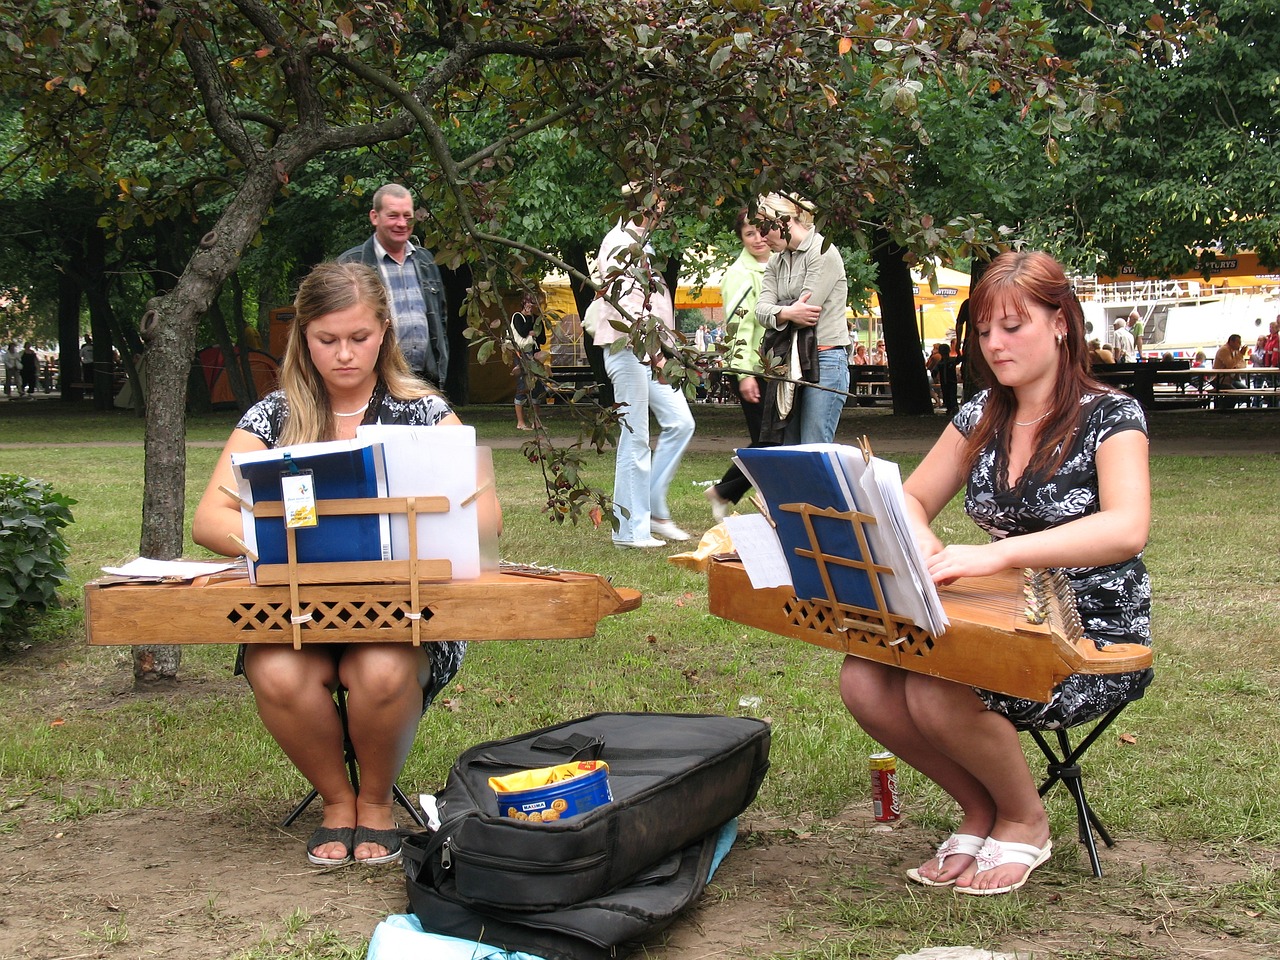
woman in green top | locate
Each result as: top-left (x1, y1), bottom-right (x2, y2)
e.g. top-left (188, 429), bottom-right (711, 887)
top-left (705, 209), bottom-right (774, 520)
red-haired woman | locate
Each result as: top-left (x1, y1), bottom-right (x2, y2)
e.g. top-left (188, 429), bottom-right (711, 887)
top-left (840, 251), bottom-right (1152, 895)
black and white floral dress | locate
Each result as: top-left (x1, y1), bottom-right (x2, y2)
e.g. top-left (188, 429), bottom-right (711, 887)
top-left (232, 386), bottom-right (466, 710)
top-left (953, 389), bottom-right (1153, 728)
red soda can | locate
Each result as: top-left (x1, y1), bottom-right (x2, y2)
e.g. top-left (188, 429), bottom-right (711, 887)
top-left (869, 751), bottom-right (901, 822)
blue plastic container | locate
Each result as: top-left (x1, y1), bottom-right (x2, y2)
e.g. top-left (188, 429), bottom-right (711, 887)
top-left (490, 760), bottom-right (613, 823)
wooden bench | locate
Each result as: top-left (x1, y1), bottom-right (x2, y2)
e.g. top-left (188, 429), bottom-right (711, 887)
top-left (1092, 360), bottom-right (1200, 409)
top-left (849, 364), bottom-right (892, 406)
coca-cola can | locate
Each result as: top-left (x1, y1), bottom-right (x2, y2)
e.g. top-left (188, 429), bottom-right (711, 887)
top-left (869, 751), bottom-right (901, 822)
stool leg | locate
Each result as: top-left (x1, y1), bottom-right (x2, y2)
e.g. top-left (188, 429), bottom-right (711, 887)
top-left (281, 788), bottom-right (318, 827)
top-left (394, 784), bottom-right (427, 827)
top-left (1025, 705), bottom-right (1132, 879)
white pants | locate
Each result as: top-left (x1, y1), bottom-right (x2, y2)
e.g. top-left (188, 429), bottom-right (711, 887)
top-left (603, 349), bottom-right (695, 542)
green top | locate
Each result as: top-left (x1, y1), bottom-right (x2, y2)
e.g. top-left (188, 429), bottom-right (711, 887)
top-left (721, 247), bottom-right (768, 375)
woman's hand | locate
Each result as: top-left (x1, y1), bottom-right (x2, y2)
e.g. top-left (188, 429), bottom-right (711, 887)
top-left (739, 375), bottom-right (761, 403)
top-left (779, 292), bottom-right (820, 327)
top-left (925, 542), bottom-right (1010, 586)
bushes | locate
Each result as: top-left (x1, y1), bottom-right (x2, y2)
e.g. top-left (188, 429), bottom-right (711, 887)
top-left (0, 474), bottom-right (76, 639)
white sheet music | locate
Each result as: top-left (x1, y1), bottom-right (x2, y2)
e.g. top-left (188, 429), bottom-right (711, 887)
top-left (734, 442), bottom-right (949, 635)
top-left (101, 558), bottom-right (241, 580)
top-left (845, 452), bottom-right (948, 635)
top-left (722, 514), bottom-right (793, 589)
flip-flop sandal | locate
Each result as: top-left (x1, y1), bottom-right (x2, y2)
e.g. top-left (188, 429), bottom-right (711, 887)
top-left (906, 833), bottom-right (985, 887)
top-left (306, 825), bottom-right (355, 867)
top-left (956, 837), bottom-right (1053, 895)
top-left (353, 825), bottom-right (402, 865)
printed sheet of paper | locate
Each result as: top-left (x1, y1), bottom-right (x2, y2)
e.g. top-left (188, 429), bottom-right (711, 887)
top-left (723, 514), bottom-right (793, 590)
top-left (101, 558), bottom-right (240, 580)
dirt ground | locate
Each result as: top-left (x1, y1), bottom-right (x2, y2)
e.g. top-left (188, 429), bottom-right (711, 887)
top-left (3, 743), bottom-right (1278, 960)
top-left (1, 407), bottom-right (1276, 960)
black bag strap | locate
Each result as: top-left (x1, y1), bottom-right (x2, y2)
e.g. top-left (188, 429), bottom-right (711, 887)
top-left (523, 732), bottom-right (606, 761)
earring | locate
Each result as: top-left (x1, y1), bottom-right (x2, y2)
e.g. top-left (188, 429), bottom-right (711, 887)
top-left (1056, 333), bottom-right (1064, 345)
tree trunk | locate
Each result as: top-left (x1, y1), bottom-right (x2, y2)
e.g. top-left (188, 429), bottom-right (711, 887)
top-left (229, 271), bottom-right (259, 406)
top-left (441, 264), bottom-right (471, 403)
top-left (567, 242), bottom-right (612, 408)
top-left (132, 167), bottom-right (286, 687)
top-left (84, 228), bottom-right (116, 411)
top-left (56, 272), bottom-right (83, 403)
top-left (958, 258), bottom-right (990, 402)
top-left (872, 232), bottom-right (934, 415)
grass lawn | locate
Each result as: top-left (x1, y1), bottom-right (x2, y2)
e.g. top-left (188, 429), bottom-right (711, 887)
top-left (1, 397), bottom-right (1277, 959)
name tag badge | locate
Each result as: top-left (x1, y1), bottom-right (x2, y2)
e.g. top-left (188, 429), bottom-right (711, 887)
top-left (281, 470), bottom-right (318, 529)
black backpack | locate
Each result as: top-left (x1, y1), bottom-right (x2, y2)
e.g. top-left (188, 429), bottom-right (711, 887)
top-left (402, 713), bottom-right (771, 956)
top-left (403, 820), bottom-right (735, 960)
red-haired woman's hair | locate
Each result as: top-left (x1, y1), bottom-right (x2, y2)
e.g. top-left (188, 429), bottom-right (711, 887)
top-left (962, 250), bottom-right (1112, 480)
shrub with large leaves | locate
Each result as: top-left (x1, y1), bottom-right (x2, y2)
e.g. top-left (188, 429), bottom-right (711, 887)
top-left (0, 474), bottom-right (76, 639)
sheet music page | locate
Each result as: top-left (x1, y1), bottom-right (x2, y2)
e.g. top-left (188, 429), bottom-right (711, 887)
top-left (723, 514), bottom-right (793, 589)
top-left (356, 424), bottom-right (484, 578)
top-left (101, 558), bottom-right (241, 580)
top-left (864, 456), bottom-right (949, 634)
top-left (830, 447), bottom-right (933, 630)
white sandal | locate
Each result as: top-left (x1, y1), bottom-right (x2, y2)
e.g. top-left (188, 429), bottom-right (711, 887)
top-left (956, 837), bottom-right (1053, 895)
top-left (906, 832), bottom-right (985, 887)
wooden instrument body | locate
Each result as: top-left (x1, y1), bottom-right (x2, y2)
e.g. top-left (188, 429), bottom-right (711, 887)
top-left (708, 560), bottom-right (1150, 702)
top-left (84, 569), bottom-right (641, 647)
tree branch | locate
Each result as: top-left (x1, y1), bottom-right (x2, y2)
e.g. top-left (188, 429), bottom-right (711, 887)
top-left (176, 18), bottom-right (258, 165)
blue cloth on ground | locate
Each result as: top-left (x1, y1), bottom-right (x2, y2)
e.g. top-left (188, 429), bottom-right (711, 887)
top-left (367, 818), bottom-right (739, 960)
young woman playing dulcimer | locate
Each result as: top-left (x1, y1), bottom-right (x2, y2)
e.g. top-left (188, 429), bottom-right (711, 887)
top-left (193, 262), bottom-right (468, 867)
top-left (840, 250), bottom-right (1152, 895)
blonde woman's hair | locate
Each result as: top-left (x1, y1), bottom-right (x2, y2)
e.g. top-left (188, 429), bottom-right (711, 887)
top-left (277, 261), bottom-right (439, 446)
top-left (756, 192), bottom-right (816, 227)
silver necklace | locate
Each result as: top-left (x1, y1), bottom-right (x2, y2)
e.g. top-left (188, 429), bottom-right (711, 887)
top-left (1014, 410), bottom-right (1051, 427)
top-left (333, 401), bottom-right (370, 418)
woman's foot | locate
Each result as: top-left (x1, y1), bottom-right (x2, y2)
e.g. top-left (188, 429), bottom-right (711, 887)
top-left (354, 799), bottom-right (399, 863)
top-left (958, 837), bottom-right (1053, 895)
top-left (957, 818), bottom-right (1052, 894)
top-left (307, 826), bottom-right (355, 866)
top-left (650, 518), bottom-right (690, 541)
top-left (704, 485), bottom-right (731, 522)
top-left (906, 833), bottom-right (985, 887)
top-left (308, 798), bottom-right (357, 865)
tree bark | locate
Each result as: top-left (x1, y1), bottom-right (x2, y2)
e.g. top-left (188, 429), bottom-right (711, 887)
top-left (567, 242), bottom-right (612, 407)
top-left (56, 271), bottom-right (83, 404)
top-left (132, 167), bottom-right (287, 686)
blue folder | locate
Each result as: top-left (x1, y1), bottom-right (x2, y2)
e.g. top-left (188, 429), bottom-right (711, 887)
top-left (734, 446), bottom-right (878, 609)
top-left (233, 442), bottom-right (389, 569)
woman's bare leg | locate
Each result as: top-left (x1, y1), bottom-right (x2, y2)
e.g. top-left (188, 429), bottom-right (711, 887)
top-left (339, 644), bottom-right (432, 861)
top-left (243, 645), bottom-right (352, 861)
top-left (905, 674), bottom-right (1050, 890)
top-left (841, 658), bottom-right (998, 884)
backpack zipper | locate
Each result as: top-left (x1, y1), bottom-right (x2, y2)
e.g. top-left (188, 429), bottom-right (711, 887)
top-left (447, 838), bottom-right (608, 875)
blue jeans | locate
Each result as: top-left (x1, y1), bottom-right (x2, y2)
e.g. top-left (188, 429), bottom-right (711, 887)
top-left (788, 346), bottom-right (849, 444)
top-left (603, 349), bottom-right (696, 542)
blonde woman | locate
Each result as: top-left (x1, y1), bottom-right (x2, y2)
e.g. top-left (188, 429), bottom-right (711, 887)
top-left (193, 262), bottom-right (466, 867)
top-left (754, 192), bottom-right (850, 443)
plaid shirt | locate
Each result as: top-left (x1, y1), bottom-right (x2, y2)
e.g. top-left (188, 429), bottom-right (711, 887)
top-left (376, 241), bottom-right (432, 376)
